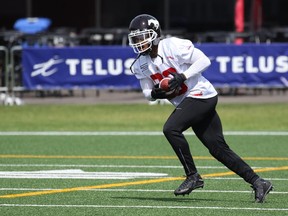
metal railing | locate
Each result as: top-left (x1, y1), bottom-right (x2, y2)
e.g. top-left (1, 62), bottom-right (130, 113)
top-left (0, 46), bottom-right (8, 92)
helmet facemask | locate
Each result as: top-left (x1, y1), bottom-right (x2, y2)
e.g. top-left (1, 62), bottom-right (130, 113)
top-left (128, 29), bottom-right (158, 54)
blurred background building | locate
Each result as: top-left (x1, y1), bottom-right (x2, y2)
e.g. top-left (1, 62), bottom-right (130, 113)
top-left (1, 0), bottom-right (287, 30)
top-left (0, 0), bottom-right (287, 105)
top-left (1, 0), bottom-right (288, 45)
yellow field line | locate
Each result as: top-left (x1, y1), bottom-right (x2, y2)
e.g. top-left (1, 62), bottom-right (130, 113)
top-left (1, 165), bottom-right (287, 199)
top-left (202, 166), bottom-right (288, 178)
top-left (241, 157), bottom-right (288, 161)
top-left (0, 154), bottom-right (288, 160)
top-left (0, 155), bottom-right (178, 159)
top-left (0, 177), bottom-right (183, 199)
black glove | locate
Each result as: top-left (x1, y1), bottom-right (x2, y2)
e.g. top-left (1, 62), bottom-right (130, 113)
top-left (168, 73), bottom-right (186, 90)
top-left (151, 87), bottom-right (170, 99)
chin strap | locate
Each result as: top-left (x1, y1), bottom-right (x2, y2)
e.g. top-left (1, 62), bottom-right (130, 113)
top-left (152, 37), bottom-right (161, 46)
top-left (129, 53), bottom-right (142, 74)
top-left (130, 37), bottom-right (162, 74)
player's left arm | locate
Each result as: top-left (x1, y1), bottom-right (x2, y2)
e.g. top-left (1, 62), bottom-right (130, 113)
top-left (171, 38), bottom-right (211, 79)
top-left (182, 48), bottom-right (211, 79)
top-left (167, 38), bottom-right (210, 90)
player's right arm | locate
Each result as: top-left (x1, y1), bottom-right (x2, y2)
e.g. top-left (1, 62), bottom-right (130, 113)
top-left (140, 78), bottom-right (156, 101)
top-left (140, 78), bottom-right (173, 100)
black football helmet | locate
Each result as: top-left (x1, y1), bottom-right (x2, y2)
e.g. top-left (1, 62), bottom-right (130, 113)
top-left (128, 14), bottom-right (161, 54)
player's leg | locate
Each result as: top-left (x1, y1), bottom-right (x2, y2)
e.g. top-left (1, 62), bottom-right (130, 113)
top-left (163, 98), bottom-right (205, 176)
top-left (192, 108), bottom-right (260, 184)
top-left (163, 96), bottom-right (221, 175)
top-left (163, 97), bottom-right (216, 195)
top-left (163, 111), bottom-right (197, 177)
top-left (192, 102), bottom-right (273, 202)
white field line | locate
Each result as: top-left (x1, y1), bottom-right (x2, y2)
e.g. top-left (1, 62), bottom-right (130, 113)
top-left (0, 188), bottom-right (287, 194)
top-left (0, 164), bottom-right (227, 169)
top-left (0, 169), bottom-right (168, 180)
top-left (0, 131), bottom-right (287, 136)
top-left (0, 164), bottom-right (283, 170)
top-left (0, 175), bottom-right (286, 181)
top-left (0, 204), bottom-right (287, 211)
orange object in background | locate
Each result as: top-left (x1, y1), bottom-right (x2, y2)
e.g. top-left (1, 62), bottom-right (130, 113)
top-left (234, 0), bottom-right (244, 44)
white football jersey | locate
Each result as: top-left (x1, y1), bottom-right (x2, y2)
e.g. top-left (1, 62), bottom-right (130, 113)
top-left (131, 37), bottom-right (218, 107)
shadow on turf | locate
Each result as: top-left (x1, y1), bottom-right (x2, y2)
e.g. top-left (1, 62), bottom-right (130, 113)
top-left (111, 195), bottom-right (257, 203)
top-left (111, 196), bottom-right (223, 203)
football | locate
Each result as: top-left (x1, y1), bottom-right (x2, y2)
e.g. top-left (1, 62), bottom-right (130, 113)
top-left (159, 77), bottom-right (171, 91)
top-left (159, 77), bottom-right (179, 98)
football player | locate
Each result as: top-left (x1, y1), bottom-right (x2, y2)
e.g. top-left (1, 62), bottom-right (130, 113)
top-left (128, 14), bottom-right (273, 203)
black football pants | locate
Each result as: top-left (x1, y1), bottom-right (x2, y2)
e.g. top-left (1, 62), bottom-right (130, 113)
top-left (163, 96), bottom-right (259, 184)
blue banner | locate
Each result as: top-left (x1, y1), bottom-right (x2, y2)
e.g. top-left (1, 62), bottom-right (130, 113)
top-left (22, 44), bottom-right (288, 90)
top-left (198, 44), bottom-right (288, 88)
top-left (22, 46), bottom-right (139, 90)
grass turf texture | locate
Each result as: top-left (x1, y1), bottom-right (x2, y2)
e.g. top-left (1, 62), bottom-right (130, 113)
top-left (0, 103), bottom-right (287, 131)
top-left (0, 103), bottom-right (287, 215)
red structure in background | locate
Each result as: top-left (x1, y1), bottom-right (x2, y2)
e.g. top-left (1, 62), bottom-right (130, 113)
top-left (251, 0), bottom-right (263, 31)
top-left (234, 0), bottom-right (245, 44)
top-left (234, 0), bottom-right (263, 44)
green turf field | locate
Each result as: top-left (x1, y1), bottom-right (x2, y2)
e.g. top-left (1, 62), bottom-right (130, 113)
top-left (0, 103), bottom-right (287, 215)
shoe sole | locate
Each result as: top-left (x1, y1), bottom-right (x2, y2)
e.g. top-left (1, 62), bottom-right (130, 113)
top-left (174, 183), bottom-right (204, 196)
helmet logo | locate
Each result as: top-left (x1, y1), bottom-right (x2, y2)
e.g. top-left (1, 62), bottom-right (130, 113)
top-left (148, 19), bottom-right (159, 30)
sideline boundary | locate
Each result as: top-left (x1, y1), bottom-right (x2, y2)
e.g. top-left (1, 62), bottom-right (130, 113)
top-left (1, 155), bottom-right (288, 161)
top-left (1, 204), bottom-right (288, 211)
top-left (0, 131), bottom-right (287, 136)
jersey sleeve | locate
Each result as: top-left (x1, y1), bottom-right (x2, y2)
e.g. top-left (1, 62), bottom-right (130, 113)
top-left (140, 78), bottom-right (155, 101)
top-left (169, 38), bottom-right (195, 65)
top-left (163, 38), bottom-right (210, 79)
top-left (130, 57), bottom-right (155, 101)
